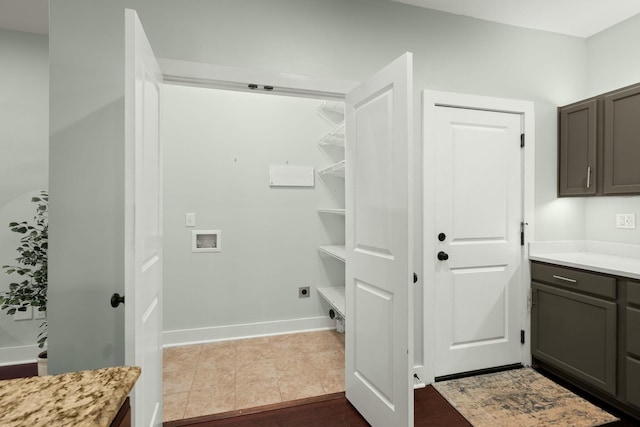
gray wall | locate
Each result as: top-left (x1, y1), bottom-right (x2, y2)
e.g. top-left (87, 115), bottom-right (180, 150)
top-left (583, 13), bottom-right (640, 244)
top-left (49, 0), bottom-right (604, 373)
top-left (0, 29), bottom-right (48, 363)
top-left (162, 85), bottom-right (344, 334)
top-left (49, 0), bottom-right (127, 372)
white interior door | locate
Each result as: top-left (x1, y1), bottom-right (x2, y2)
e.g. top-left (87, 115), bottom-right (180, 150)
top-left (124, 9), bottom-right (163, 427)
top-left (345, 53), bottom-right (414, 427)
top-left (434, 106), bottom-right (522, 377)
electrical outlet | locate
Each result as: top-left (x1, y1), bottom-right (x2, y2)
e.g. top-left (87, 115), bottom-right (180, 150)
top-left (13, 306), bottom-right (33, 321)
top-left (616, 213), bottom-right (636, 229)
top-left (299, 286), bottom-right (310, 298)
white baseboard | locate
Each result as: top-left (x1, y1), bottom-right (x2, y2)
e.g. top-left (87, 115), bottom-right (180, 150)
top-left (163, 316), bottom-right (336, 348)
top-left (0, 345), bottom-right (39, 366)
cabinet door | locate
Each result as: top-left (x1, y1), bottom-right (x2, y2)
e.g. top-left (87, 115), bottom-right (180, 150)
top-left (627, 357), bottom-right (640, 409)
top-left (558, 99), bottom-right (598, 196)
top-left (604, 85), bottom-right (640, 194)
top-left (532, 282), bottom-right (616, 395)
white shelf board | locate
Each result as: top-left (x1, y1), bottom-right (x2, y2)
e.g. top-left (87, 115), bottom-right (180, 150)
top-left (318, 121), bottom-right (345, 147)
top-left (317, 208), bottom-right (345, 216)
top-left (317, 286), bottom-right (346, 318)
top-left (318, 100), bottom-right (345, 118)
top-left (318, 245), bottom-right (346, 262)
top-left (318, 160), bottom-right (345, 177)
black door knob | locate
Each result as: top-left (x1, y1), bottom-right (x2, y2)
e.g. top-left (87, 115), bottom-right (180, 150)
top-left (413, 272), bottom-right (418, 283)
top-left (110, 293), bottom-right (125, 308)
top-left (437, 251), bottom-right (449, 261)
top-left (438, 233), bottom-right (446, 242)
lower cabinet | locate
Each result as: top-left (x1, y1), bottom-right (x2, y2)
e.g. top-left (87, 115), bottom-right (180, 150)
top-left (110, 397), bottom-right (131, 427)
top-left (626, 280), bottom-right (640, 411)
top-left (531, 262), bottom-right (640, 421)
top-left (531, 282), bottom-right (617, 395)
top-left (627, 357), bottom-right (640, 409)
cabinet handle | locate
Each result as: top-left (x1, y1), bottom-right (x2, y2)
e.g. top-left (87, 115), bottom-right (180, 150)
top-left (552, 274), bottom-right (577, 283)
top-left (586, 166), bottom-right (592, 189)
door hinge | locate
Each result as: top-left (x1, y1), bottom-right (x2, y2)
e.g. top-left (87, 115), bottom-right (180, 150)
top-left (520, 221), bottom-right (525, 246)
top-left (520, 133), bottom-right (525, 148)
top-left (520, 330), bottom-right (525, 344)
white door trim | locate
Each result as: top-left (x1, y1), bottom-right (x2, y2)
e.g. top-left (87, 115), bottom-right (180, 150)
top-left (422, 90), bottom-right (535, 384)
top-left (158, 57), bottom-right (358, 99)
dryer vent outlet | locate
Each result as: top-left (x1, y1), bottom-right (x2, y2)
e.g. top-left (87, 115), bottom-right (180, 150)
top-left (299, 286), bottom-right (310, 298)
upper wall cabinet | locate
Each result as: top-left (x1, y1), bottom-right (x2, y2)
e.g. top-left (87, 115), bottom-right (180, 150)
top-left (603, 86), bottom-right (640, 195)
top-left (559, 99), bottom-right (598, 196)
top-left (558, 83), bottom-right (640, 197)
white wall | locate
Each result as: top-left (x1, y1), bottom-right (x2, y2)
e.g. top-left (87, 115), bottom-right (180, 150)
top-left (0, 29), bottom-right (48, 364)
top-left (161, 85), bottom-right (343, 341)
top-left (582, 14), bottom-right (640, 245)
top-left (49, 0), bottom-right (590, 373)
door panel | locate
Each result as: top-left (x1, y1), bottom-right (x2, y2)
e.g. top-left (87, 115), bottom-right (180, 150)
top-left (125, 9), bottom-right (163, 427)
top-left (434, 107), bottom-right (522, 377)
top-left (346, 53), bottom-right (413, 427)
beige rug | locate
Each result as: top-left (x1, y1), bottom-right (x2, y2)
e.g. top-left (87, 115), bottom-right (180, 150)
top-left (433, 368), bottom-right (619, 427)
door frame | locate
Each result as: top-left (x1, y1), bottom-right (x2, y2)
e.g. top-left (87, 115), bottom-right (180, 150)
top-left (422, 90), bottom-right (535, 384)
top-left (157, 54), bottom-right (418, 408)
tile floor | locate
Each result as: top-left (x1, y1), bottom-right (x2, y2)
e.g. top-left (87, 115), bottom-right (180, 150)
top-left (163, 329), bottom-right (345, 422)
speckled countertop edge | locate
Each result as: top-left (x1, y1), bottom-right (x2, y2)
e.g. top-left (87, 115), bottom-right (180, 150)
top-left (0, 366), bottom-right (140, 427)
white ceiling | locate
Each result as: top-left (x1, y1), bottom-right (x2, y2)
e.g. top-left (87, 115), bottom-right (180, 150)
top-left (392, 0), bottom-right (640, 38)
top-left (0, 0), bottom-right (639, 38)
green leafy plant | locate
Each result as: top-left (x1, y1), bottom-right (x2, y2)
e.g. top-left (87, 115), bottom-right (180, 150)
top-left (0, 191), bottom-right (48, 348)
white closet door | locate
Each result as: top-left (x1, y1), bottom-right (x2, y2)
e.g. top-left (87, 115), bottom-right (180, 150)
top-left (345, 52), bottom-right (414, 427)
top-left (124, 9), bottom-right (164, 427)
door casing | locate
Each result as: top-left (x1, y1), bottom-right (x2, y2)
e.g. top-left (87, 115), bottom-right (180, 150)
top-left (422, 90), bottom-right (535, 384)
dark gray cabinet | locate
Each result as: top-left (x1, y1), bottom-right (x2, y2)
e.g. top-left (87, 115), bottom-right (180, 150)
top-left (531, 263), bottom-right (617, 394)
top-left (558, 99), bottom-right (598, 196)
top-left (626, 280), bottom-right (640, 410)
top-left (558, 82), bottom-right (640, 197)
top-left (532, 261), bottom-right (640, 420)
top-left (603, 86), bottom-right (640, 194)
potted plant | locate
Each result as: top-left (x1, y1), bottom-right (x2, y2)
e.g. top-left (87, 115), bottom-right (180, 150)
top-left (0, 191), bottom-right (48, 375)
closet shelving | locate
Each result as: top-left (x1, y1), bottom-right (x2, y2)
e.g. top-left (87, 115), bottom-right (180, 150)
top-left (316, 100), bottom-right (347, 322)
top-left (317, 245), bottom-right (346, 262)
top-left (317, 101), bottom-right (345, 122)
top-left (317, 208), bottom-right (345, 216)
top-left (317, 286), bottom-right (345, 319)
top-left (318, 122), bottom-right (345, 147)
top-left (317, 160), bottom-right (345, 177)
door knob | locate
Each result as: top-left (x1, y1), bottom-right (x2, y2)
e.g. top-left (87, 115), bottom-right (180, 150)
top-left (413, 272), bottom-right (418, 283)
top-left (437, 251), bottom-right (449, 261)
top-left (438, 232), bottom-right (446, 242)
top-left (110, 293), bottom-right (125, 308)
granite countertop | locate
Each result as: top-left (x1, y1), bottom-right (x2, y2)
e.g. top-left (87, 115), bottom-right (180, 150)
top-left (0, 366), bottom-right (140, 427)
top-left (529, 240), bottom-right (640, 280)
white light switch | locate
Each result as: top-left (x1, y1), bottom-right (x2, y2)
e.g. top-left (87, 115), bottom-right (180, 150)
top-left (185, 213), bottom-right (196, 227)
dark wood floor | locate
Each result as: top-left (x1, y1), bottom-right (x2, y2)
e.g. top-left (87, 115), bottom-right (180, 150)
top-left (166, 387), bottom-right (471, 427)
top-left (0, 362), bottom-right (37, 380)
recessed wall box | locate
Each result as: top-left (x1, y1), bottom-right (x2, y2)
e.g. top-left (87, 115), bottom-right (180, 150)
top-left (192, 230), bottom-right (221, 253)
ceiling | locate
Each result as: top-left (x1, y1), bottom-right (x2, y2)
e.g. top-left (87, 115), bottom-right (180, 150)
top-left (392, 0), bottom-right (640, 38)
top-left (0, 0), bottom-right (639, 38)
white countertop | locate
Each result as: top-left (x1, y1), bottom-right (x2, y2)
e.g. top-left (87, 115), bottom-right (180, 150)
top-left (529, 240), bottom-right (640, 280)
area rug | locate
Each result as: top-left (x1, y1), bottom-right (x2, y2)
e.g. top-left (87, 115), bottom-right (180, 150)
top-left (433, 368), bottom-right (619, 427)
